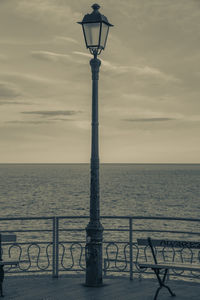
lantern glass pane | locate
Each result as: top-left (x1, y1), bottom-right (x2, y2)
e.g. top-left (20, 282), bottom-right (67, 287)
top-left (100, 23), bottom-right (109, 49)
top-left (83, 23), bottom-right (100, 47)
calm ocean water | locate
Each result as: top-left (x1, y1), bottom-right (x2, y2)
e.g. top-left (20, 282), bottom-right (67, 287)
top-left (0, 163), bottom-right (199, 219)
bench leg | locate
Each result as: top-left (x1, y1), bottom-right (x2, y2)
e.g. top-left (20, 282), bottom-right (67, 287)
top-left (153, 269), bottom-right (176, 300)
top-left (0, 265), bottom-right (4, 298)
top-left (0, 283), bottom-right (4, 298)
top-left (154, 286), bottom-right (162, 300)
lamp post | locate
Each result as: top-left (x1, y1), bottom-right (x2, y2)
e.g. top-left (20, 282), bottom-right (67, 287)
top-left (78, 4), bottom-right (113, 286)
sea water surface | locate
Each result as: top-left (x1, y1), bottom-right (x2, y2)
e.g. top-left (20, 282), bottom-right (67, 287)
top-left (0, 163), bottom-right (199, 219)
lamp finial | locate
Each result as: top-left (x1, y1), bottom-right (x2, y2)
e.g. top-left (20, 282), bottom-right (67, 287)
top-left (92, 4), bottom-right (100, 11)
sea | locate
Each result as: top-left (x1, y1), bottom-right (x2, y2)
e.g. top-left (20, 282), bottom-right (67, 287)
top-left (0, 163), bottom-right (199, 219)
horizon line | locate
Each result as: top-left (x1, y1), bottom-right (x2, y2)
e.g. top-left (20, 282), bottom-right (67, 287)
top-left (0, 162), bottom-right (199, 165)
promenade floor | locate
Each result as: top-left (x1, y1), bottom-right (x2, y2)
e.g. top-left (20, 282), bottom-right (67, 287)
top-left (3, 275), bottom-right (200, 300)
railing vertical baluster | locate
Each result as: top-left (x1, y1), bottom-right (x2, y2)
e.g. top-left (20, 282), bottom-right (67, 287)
top-left (52, 217), bottom-right (59, 278)
top-left (52, 217), bottom-right (56, 278)
top-left (129, 217), bottom-right (133, 280)
top-left (104, 259), bottom-right (107, 277)
top-left (55, 217), bottom-right (59, 278)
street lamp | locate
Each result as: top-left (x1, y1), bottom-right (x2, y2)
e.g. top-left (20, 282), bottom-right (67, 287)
top-left (78, 4), bottom-right (113, 286)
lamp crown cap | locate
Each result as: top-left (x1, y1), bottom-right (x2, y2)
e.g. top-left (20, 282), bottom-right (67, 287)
top-left (78, 4), bottom-right (113, 27)
top-left (92, 4), bottom-right (100, 11)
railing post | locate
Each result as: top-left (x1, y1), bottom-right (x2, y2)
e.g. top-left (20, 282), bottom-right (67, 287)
top-left (52, 217), bottom-right (59, 278)
top-left (129, 217), bottom-right (133, 280)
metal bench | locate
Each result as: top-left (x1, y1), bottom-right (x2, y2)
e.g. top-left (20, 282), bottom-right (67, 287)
top-left (137, 237), bottom-right (200, 300)
top-left (0, 234), bottom-right (20, 297)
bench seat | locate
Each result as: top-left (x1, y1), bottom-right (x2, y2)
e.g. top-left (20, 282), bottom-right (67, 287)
top-left (138, 262), bottom-right (200, 272)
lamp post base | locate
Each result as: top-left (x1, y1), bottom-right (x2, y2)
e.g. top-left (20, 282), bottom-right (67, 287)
top-left (84, 283), bottom-right (104, 287)
top-left (85, 222), bottom-right (104, 287)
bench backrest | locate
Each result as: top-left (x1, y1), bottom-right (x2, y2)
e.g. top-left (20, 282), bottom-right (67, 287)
top-left (137, 237), bottom-right (200, 265)
top-left (137, 238), bottom-right (200, 249)
top-left (0, 234), bottom-right (17, 261)
top-left (0, 235), bottom-right (16, 243)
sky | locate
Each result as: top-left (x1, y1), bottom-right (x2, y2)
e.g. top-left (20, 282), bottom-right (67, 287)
top-left (0, 0), bottom-right (200, 163)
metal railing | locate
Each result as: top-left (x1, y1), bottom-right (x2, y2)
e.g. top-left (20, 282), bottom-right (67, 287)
top-left (0, 216), bottom-right (200, 281)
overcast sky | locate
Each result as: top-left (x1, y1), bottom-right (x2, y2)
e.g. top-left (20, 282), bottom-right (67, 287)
top-left (0, 0), bottom-right (199, 163)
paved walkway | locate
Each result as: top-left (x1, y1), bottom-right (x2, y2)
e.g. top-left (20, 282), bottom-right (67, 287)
top-left (3, 275), bottom-right (200, 300)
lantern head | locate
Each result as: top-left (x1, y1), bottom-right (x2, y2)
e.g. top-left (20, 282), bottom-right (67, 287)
top-left (78, 4), bottom-right (113, 56)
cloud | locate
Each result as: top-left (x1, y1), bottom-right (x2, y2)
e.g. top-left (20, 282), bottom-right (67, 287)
top-left (0, 101), bottom-right (28, 106)
top-left (73, 51), bottom-right (91, 58)
top-left (31, 51), bottom-right (73, 63)
top-left (50, 118), bottom-right (75, 122)
top-left (6, 120), bottom-right (50, 125)
top-left (134, 66), bottom-right (180, 82)
top-left (106, 63), bottom-right (179, 82)
top-left (0, 72), bottom-right (64, 105)
top-left (21, 110), bottom-right (80, 117)
top-left (0, 82), bottom-right (21, 99)
top-left (6, 116), bottom-right (78, 125)
top-left (16, 0), bottom-right (81, 26)
top-left (72, 51), bottom-right (95, 64)
top-left (73, 52), bottom-right (179, 82)
top-left (55, 36), bottom-right (78, 44)
top-left (0, 39), bottom-right (51, 46)
top-left (124, 117), bottom-right (176, 122)
top-left (0, 71), bottom-right (62, 84)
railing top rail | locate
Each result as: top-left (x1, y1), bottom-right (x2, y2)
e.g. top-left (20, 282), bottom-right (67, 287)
top-left (126, 216), bottom-right (200, 222)
top-left (0, 215), bottom-right (199, 222)
top-left (57, 215), bottom-right (200, 222)
top-left (0, 217), bottom-right (54, 221)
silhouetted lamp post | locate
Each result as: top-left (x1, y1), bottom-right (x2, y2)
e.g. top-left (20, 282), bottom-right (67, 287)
top-left (78, 4), bottom-right (113, 286)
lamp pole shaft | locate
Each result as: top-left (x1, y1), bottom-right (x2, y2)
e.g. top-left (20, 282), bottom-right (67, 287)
top-left (85, 56), bottom-right (104, 287)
